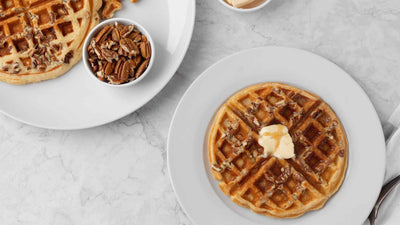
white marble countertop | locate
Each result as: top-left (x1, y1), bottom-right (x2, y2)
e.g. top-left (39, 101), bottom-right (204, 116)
top-left (1, 0), bottom-right (400, 224)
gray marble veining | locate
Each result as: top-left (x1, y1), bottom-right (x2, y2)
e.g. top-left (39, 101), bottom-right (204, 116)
top-left (1, 0), bottom-right (400, 224)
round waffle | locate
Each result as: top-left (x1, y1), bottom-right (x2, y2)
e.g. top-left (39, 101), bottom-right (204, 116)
top-left (0, 0), bottom-right (102, 85)
top-left (208, 82), bottom-right (348, 218)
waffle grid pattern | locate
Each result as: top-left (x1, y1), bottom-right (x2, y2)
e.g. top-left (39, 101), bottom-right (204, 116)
top-left (208, 83), bottom-right (347, 218)
top-left (0, 0), bottom-right (89, 74)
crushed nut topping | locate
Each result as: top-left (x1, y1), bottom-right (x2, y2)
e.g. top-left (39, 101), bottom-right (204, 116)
top-left (338, 149), bottom-right (345, 158)
top-left (211, 163), bottom-right (223, 172)
top-left (87, 22), bottom-right (152, 85)
top-left (247, 101), bottom-right (260, 114)
top-left (223, 120), bottom-right (239, 140)
top-left (292, 171), bottom-right (305, 183)
top-left (275, 167), bottom-right (291, 184)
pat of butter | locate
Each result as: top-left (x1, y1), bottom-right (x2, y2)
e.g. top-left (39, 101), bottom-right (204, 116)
top-left (258, 125), bottom-right (295, 159)
top-left (226, 0), bottom-right (256, 8)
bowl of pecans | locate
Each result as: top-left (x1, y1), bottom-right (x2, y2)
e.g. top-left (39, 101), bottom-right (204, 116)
top-left (83, 18), bottom-right (154, 87)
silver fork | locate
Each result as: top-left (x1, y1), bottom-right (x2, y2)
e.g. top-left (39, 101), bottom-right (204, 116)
top-left (368, 174), bottom-right (400, 225)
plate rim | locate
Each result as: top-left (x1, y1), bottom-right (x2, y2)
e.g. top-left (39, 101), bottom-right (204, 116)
top-left (167, 46), bottom-right (386, 225)
top-left (0, 0), bottom-right (196, 130)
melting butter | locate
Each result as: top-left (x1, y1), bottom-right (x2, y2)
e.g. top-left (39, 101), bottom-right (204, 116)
top-left (258, 125), bottom-right (295, 159)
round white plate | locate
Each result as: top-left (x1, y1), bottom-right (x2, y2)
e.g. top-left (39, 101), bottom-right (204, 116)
top-left (0, 0), bottom-right (195, 130)
top-left (168, 47), bottom-right (386, 225)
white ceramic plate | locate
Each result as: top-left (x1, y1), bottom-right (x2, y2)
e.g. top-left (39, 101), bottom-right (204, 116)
top-left (0, 0), bottom-right (195, 130)
top-left (168, 47), bottom-right (386, 225)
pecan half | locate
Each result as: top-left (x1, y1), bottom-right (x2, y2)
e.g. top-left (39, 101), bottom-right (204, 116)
top-left (120, 38), bottom-right (139, 57)
top-left (111, 28), bottom-right (121, 42)
top-left (135, 59), bottom-right (149, 78)
top-left (101, 48), bottom-right (118, 62)
top-left (139, 41), bottom-right (151, 59)
top-left (95, 25), bottom-right (113, 43)
top-left (103, 62), bottom-right (115, 75)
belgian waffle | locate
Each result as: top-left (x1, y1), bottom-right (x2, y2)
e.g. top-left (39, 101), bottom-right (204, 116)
top-left (0, 0), bottom-right (102, 84)
top-left (208, 82), bottom-right (348, 218)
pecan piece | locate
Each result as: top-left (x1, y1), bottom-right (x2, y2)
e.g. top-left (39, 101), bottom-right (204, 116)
top-left (111, 28), bottom-right (121, 42)
top-left (120, 25), bottom-right (134, 38)
top-left (63, 51), bottom-right (74, 64)
top-left (119, 61), bottom-right (130, 82)
top-left (135, 59), bottom-right (149, 78)
top-left (103, 62), bottom-right (115, 76)
top-left (120, 38), bottom-right (139, 57)
top-left (101, 48), bottom-right (118, 63)
top-left (338, 149), bottom-right (345, 158)
top-left (95, 25), bottom-right (113, 43)
top-left (128, 32), bottom-right (142, 42)
top-left (139, 41), bottom-right (151, 59)
top-left (101, 40), bottom-right (116, 49)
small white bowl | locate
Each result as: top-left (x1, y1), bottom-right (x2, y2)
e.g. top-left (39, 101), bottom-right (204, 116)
top-left (218, 0), bottom-right (271, 12)
top-left (82, 18), bottom-right (155, 87)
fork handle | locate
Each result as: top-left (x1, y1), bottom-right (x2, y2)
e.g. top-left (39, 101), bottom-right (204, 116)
top-left (369, 174), bottom-right (400, 224)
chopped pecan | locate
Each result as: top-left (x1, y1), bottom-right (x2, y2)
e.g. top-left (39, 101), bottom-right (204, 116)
top-left (299, 159), bottom-right (313, 174)
top-left (9, 62), bottom-right (21, 74)
top-left (211, 163), bottom-right (223, 172)
top-left (247, 102), bottom-right (259, 114)
top-left (63, 51), bottom-right (73, 64)
top-left (101, 40), bottom-right (116, 49)
top-left (242, 136), bottom-right (254, 149)
top-left (338, 149), bottom-right (345, 158)
top-left (292, 171), bottom-right (305, 183)
top-left (275, 167), bottom-right (291, 184)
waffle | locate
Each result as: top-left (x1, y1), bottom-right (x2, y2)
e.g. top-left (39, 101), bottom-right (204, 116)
top-left (208, 82), bottom-right (348, 218)
top-left (0, 0), bottom-right (102, 85)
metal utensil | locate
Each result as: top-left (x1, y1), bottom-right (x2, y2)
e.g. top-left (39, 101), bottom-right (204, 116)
top-left (369, 174), bottom-right (400, 225)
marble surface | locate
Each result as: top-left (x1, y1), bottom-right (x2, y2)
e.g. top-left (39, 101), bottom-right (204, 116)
top-left (1, 0), bottom-right (400, 224)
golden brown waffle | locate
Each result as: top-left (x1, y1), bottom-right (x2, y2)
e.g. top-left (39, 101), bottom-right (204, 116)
top-left (0, 0), bottom-right (102, 84)
top-left (208, 82), bottom-right (348, 218)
